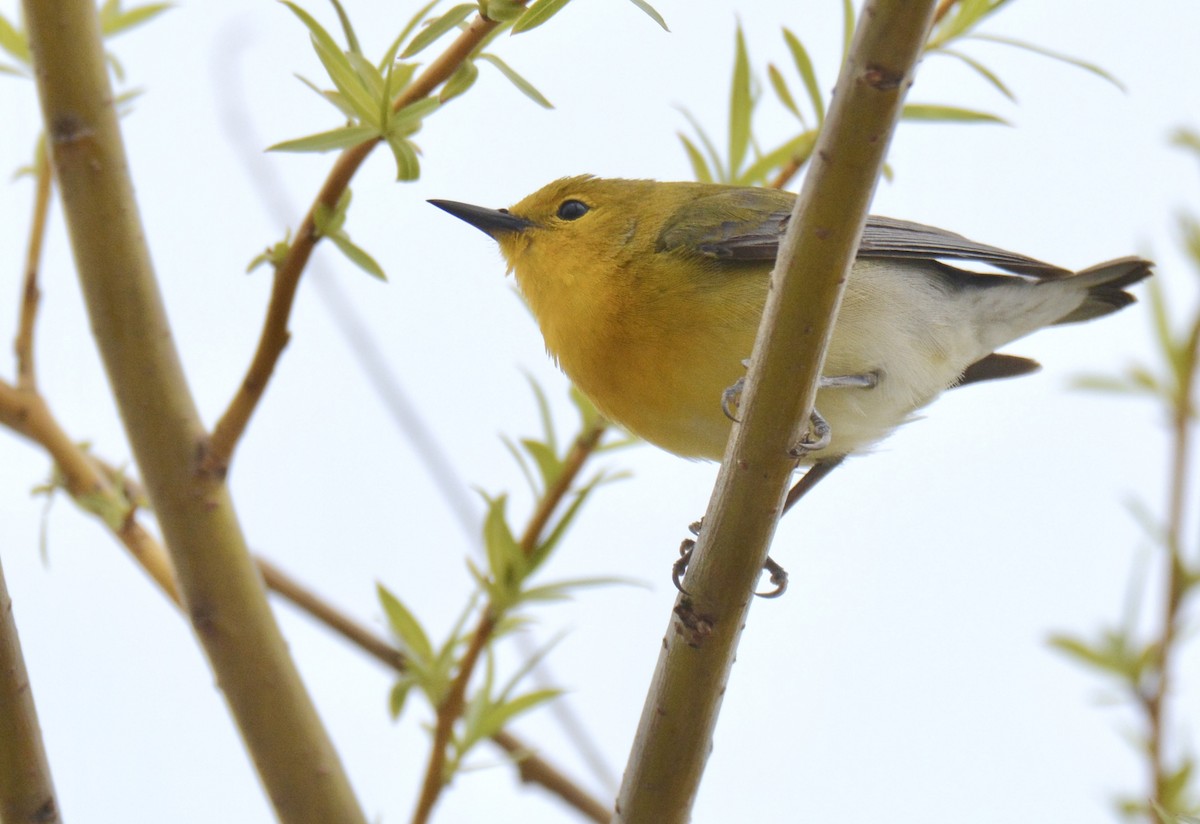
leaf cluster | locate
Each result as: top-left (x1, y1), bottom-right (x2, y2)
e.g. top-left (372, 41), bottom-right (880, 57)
top-left (376, 381), bottom-right (628, 785)
top-left (0, 0), bottom-right (169, 80)
top-left (680, 0), bottom-right (1118, 187)
top-left (1054, 131), bottom-right (1200, 822)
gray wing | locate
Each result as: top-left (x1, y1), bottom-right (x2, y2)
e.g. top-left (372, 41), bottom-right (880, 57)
top-left (857, 216), bottom-right (1069, 278)
top-left (659, 188), bottom-right (1070, 279)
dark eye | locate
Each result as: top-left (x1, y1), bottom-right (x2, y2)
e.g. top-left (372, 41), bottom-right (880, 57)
top-left (556, 199), bottom-right (589, 221)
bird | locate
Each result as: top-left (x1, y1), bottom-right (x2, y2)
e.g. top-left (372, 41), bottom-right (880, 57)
top-left (431, 176), bottom-right (1152, 473)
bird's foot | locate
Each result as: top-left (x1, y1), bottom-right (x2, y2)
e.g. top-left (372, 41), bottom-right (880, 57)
top-left (672, 519), bottom-right (789, 598)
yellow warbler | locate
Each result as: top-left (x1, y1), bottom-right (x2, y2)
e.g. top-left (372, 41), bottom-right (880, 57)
top-left (432, 176), bottom-right (1151, 463)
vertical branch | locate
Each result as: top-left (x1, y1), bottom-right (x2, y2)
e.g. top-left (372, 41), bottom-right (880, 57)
top-left (15, 140), bottom-right (53, 391)
top-left (1145, 317), bottom-right (1200, 821)
top-left (20, 2), bottom-right (365, 822)
top-left (614, 2), bottom-right (938, 821)
top-left (0, 555), bottom-right (60, 824)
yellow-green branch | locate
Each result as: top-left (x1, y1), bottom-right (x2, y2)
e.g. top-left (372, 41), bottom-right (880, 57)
top-left (614, 2), bottom-right (939, 821)
top-left (20, 1), bottom-right (365, 821)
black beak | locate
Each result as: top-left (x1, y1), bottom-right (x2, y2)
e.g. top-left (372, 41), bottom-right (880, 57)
top-left (428, 199), bottom-right (534, 238)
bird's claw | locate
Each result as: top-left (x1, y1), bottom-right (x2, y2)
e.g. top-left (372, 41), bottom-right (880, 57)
top-left (672, 519), bottom-right (789, 599)
top-left (788, 408), bottom-right (832, 457)
top-left (757, 556), bottom-right (789, 598)
top-left (721, 379), bottom-right (744, 423)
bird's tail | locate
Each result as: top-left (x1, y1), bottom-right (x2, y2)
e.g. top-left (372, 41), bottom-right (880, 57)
top-left (1052, 256), bottom-right (1154, 325)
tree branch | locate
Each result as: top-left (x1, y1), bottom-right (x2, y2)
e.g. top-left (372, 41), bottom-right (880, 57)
top-left (206, 12), bottom-right (511, 472)
top-left (614, 3), bottom-right (939, 821)
top-left (15, 140), bottom-right (52, 392)
top-left (20, 2), bottom-right (365, 821)
top-left (411, 420), bottom-right (611, 824)
top-left (0, 554), bottom-right (59, 824)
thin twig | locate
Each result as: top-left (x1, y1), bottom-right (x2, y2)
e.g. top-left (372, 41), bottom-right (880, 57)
top-left (1144, 315), bottom-right (1200, 821)
top-left (491, 731), bottom-right (610, 823)
top-left (518, 422), bottom-right (608, 550)
top-left (257, 557), bottom-right (407, 671)
top-left (932, 0), bottom-right (960, 25)
top-left (411, 420), bottom-right (611, 824)
top-left (207, 12), bottom-right (506, 472)
top-left (0, 383), bottom-right (180, 600)
top-left (15, 140), bottom-right (52, 391)
top-left (412, 612), bottom-right (497, 824)
top-left (768, 156), bottom-right (804, 191)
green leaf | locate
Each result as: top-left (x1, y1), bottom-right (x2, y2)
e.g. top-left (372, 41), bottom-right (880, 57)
top-left (528, 473), bottom-right (605, 573)
top-left (281, 1), bottom-right (345, 67)
top-left (268, 123), bottom-right (380, 153)
top-left (99, 1), bottom-right (171, 37)
top-left (679, 134), bottom-right (713, 183)
top-left (386, 133), bottom-right (422, 181)
top-left (440, 59), bottom-right (479, 103)
top-left (346, 50), bottom-right (385, 101)
top-left (512, 0), bottom-right (573, 34)
top-left (738, 130), bottom-right (816, 187)
top-left (728, 25), bottom-right (752, 178)
top-left (624, 0), bottom-right (667, 31)
top-left (389, 679), bottom-right (415, 719)
top-left (1161, 759), bottom-right (1196, 810)
top-left (1071, 373), bottom-right (1158, 397)
top-left (389, 96), bottom-right (440, 132)
top-left (782, 28), bottom-right (823, 125)
top-left (294, 74), bottom-right (360, 120)
top-left (281, 1), bottom-right (378, 124)
top-left (473, 688), bottom-right (562, 740)
top-left (0, 12), bottom-right (29, 65)
top-left (386, 62), bottom-right (419, 103)
top-left (1047, 630), bottom-right (1152, 683)
top-left (967, 33), bottom-right (1125, 92)
top-left (500, 435), bottom-right (539, 496)
top-left (378, 584), bottom-right (434, 663)
top-left (478, 53), bottom-right (553, 109)
top-left (678, 108), bottom-right (725, 183)
top-left (521, 439), bottom-right (561, 495)
top-left (520, 576), bottom-right (636, 603)
top-left (933, 48), bottom-right (1014, 102)
top-left (401, 4), bottom-right (476, 58)
top-left (840, 0), bottom-right (854, 58)
top-left (901, 103), bottom-right (1007, 124)
top-left (496, 634), bottom-right (563, 705)
top-left (524, 374), bottom-right (557, 454)
top-left (310, 32), bottom-right (380, 125)
top-left (1170, 128), bottom-right (1200, 158)
top-left (480, 0), bottom-right (527, 24)
top-left (0, 62), bottom-right (26, 77)
top-left (325, 0), bottom-right (361, 56)
top-left (766, 64), bottom-right (802, 124)
top-left (482, 494), bottom-right (524, 601)
top-left (246, 235), bottom-right (292, 274)
top-left (927, 0), bottom-right (1008, 47)
top-left (328, 233), bottom-right (387, 280)
top-left (392, 0), bottom-right (441, 62)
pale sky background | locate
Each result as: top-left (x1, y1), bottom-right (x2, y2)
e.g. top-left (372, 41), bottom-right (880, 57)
top-left (1, 1), bottom-right (1198, 822)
